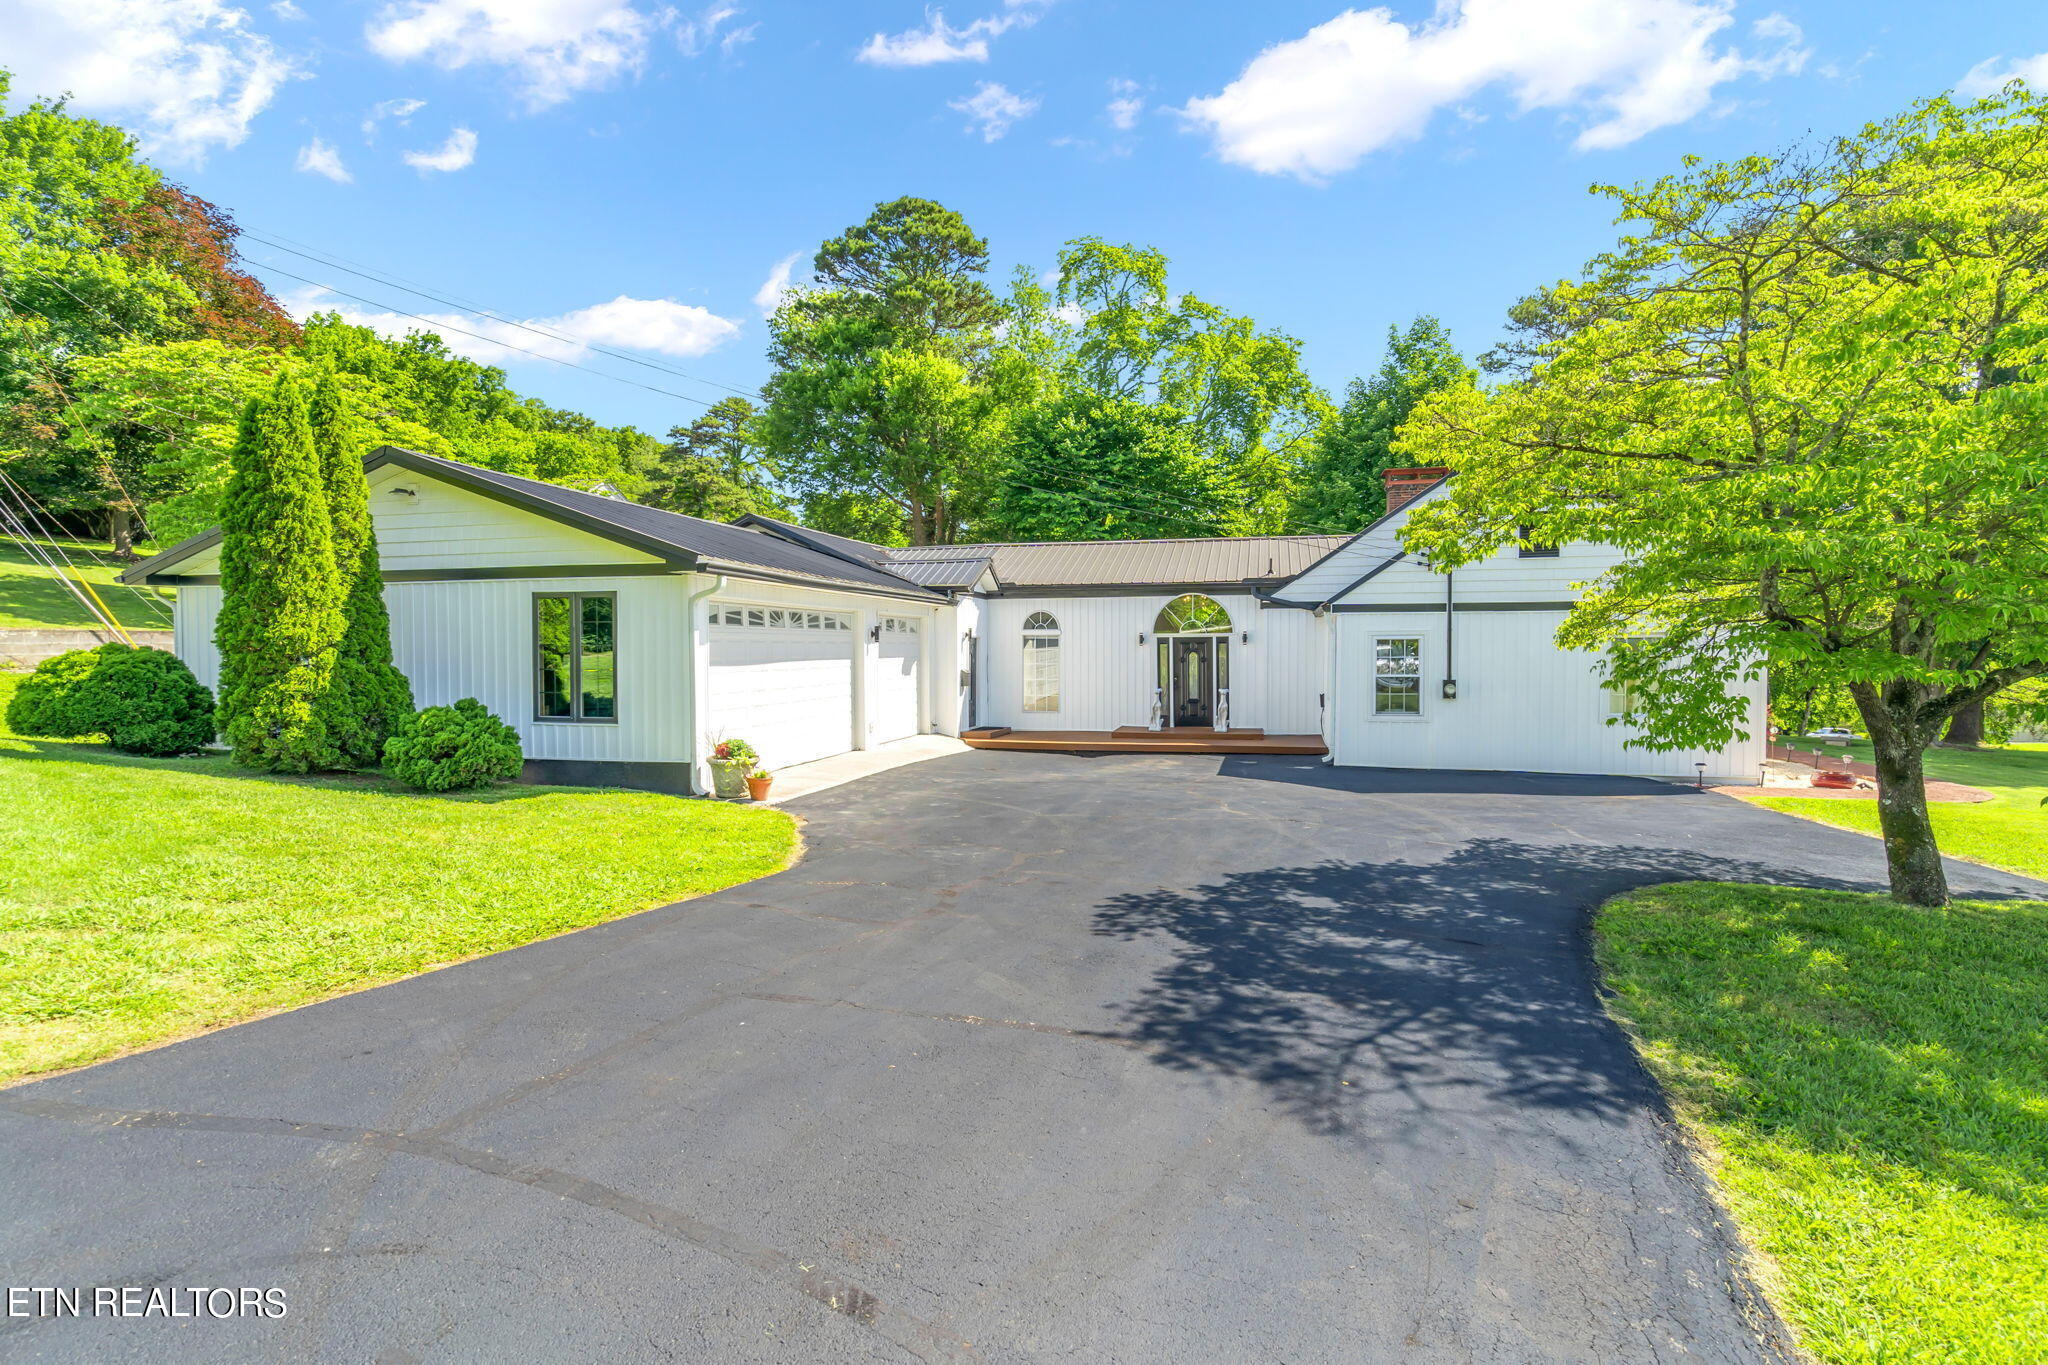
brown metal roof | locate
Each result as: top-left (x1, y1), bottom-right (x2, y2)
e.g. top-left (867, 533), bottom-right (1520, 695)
top-left (885, 535), bottom-right (1349, 590)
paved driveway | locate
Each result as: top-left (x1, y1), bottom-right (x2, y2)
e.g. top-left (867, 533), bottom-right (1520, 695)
top-left (4, 753), bottom-right (2039, 1363)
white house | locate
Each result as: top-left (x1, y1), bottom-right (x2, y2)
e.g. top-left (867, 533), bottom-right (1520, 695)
top-left (122, 447), bottom-right (1765, 793)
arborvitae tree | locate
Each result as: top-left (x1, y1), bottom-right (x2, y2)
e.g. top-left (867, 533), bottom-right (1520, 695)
top-left (213, 371), bottom-right (345, 772)
top-left (311, 371), bottom-right (413, 766)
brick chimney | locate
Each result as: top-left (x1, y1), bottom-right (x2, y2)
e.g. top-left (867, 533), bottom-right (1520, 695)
top-left (1382, 466), bottom-right (1451, 515)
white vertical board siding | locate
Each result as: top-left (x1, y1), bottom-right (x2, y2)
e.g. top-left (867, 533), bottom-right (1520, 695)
top-left (1331, 610), bottom-right (1765, 779)
top-left (978, 593), bottom-right (1321, 733)
top-left (387, 575), bottom-right (693, 763)
top-left (950, 596), bottom-right (979, 734)
top-left (869, 616), bottom-right (923, 744)
top-left (172, 584), bottom-right (222, 692)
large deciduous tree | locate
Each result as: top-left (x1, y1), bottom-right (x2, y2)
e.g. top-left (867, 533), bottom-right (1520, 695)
top-left (983, 393), bottom-right (1235, 541)
top-left (1294, 315), bottom-right (1472, 530)
top-left (758, 197), bottom-right (1027, 545)
top-left (1009, 239), bottom-right (1328, 533)
top-left (213, 371), bottom-right (345, 773)
top-left (311, 370), bottom-right (412, 767)
top-left (1400, 87), bottom-right (2048, 906)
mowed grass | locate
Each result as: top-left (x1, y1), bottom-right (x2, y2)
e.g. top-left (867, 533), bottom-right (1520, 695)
top-left (1756, 741), bottom-right (2048, 880)
top-left (0, 534), bottom-right (175, 630)
top-left (0, 673), bottom-right (797, 1083)
top-left (1599, 881), bottom-right (2048, 1363)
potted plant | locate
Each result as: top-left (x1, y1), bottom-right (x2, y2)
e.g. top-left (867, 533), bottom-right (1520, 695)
top-left (746, 768), bottom-right (774, 802)
top-left (709, 738), bottom-right (757, 799)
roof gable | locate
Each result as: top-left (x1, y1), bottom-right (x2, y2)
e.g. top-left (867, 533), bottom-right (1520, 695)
top-left (1267, 477), bottom-right (1451, 606)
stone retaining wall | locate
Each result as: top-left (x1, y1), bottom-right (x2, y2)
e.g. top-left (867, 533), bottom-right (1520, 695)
top-left (0, 628), bottom-right (174, 670)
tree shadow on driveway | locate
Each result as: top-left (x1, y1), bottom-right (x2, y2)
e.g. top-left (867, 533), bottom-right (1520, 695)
top-left (1091, 838), bottom-right (1867, 1139)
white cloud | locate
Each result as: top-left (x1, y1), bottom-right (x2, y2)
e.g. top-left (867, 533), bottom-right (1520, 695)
top-left (295, 136), bottom-right (352, 181)
top-left (950, 80), bottom-right (1038, 141)
top-left (1107, 76), bottom-right (1142, 130)
top-left (365, 0), bottom-right (654, 107)
top-left (1180, 0), bottom-right (1809, 181)
top-left (2, 0), bottom-right (297, 163)
top-left (672, 3), bottom-right (752, 57)
top-left (362, 95), bottom-right (427, 136)
top-left (752, 251), bottom-right (803, 316)
top-left (1957, 52), bottom-right (2048, 99)
top-left (403, 125), bottom-right (479, 171)
top-left (270, 0), bottom-right (305, 18)
top-left (857, 1), bottom-right (1046, 67)
top-left (283, 285), bottom-right (741, 365)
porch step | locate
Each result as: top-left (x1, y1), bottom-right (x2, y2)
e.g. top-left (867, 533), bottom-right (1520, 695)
top-left (962, 728), bottom-right (1327, 756)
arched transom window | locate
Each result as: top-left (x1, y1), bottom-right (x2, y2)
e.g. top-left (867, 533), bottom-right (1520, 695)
top-left (1154, 594), bottom-right (1232, 635)
top-left (1022, 612), bottom-right (1061, 712)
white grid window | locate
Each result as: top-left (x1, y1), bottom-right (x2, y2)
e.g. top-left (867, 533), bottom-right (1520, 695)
top-left (1374, 637), bottom-right (1422, 715)
top-left (881, 616), bottom-right (920, 635)
top-left (713, 604), bottom-right (851, 631)
top-left (1022, 612), bottom-right (1060, 713)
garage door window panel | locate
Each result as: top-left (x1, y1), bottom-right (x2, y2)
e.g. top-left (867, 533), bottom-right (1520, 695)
top-left (535, 592), bottom-right (618, 723)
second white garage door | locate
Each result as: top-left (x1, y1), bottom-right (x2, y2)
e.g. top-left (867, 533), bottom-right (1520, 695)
top-left (869, 614), bottom-right (923, 745)
top-left (707, 603), bottom-right (855, 769)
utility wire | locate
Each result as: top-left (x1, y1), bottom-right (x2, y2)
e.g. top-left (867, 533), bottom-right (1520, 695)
top-left (0, 468), bottom-right (173, 624)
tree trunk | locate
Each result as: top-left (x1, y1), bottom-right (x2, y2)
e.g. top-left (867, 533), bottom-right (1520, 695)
top-left (1941, 698), bottom-right (1984, 748)
top-left (1866, 723), bottom-right (1949, 906)
top-left (109, 506), bottom-right (134, 558)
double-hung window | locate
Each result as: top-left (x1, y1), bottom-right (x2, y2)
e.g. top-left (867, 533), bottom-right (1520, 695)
top-left (535, 592), bottom-right (617, 722)
top-left (1373, 636), bottom-right (1422, 715)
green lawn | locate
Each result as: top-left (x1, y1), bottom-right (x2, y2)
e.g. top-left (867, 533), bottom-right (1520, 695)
top-left (1757, 740), bottom-right (2048, 880)
top-left (1599, 881), bottom-right (2048, 1363)
top-left (0, 533), bottom-right (175, 630)
top-left (0, 673), bottom-right (797, 1083)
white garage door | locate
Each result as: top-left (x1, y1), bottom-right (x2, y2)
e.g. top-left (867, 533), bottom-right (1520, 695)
top-left (707, 603), bottom-right (855, 769)
top-left (870, 614), bottom-right (923, 745)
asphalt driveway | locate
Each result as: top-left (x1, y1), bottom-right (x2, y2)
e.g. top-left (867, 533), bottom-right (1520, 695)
top-left (4, 753), bottom-right (2040, 1363)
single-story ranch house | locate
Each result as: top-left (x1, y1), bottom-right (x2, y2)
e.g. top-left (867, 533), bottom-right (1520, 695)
top-left (121, 446), bottom-right (1765, 793)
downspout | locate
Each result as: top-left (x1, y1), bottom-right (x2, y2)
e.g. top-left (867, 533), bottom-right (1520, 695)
top-left (685, 572), bottom-right (726, 796)
top-left (1442, 567), bottom-right (1456, 701)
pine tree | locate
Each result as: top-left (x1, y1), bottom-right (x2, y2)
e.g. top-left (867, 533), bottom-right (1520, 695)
top-left (213, 370), bottom-right (345, 772)
top-left (312, 370), bottom-right (413, 766)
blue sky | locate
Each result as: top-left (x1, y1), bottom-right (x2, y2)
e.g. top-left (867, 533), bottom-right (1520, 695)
top-left (10, 1), bottom-right (2048, 437)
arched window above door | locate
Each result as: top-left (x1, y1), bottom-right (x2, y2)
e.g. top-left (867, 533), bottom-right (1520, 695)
top-left (1023, 611), bottom-right (1059, 632)
top-left (1154, 594), bottom-right (1231, 635)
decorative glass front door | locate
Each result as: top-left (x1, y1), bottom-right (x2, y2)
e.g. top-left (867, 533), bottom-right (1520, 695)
top-left (1167, 637), bottom-right (1214, 727)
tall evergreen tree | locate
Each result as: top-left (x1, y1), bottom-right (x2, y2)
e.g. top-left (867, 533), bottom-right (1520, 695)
top-left (1293, 316), bottom-right (1472, 531)
top-left (213, 371), bottom-right (345, 772)
top-left (311, 371), bottom-right (412, 767)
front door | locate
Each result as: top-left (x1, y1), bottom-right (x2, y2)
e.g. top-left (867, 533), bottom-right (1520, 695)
top-left (1170, 637), bottom-right (1214, 728)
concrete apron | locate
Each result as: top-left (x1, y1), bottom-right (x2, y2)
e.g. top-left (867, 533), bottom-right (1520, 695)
top-left (747, 735), bottom-right (970, 805)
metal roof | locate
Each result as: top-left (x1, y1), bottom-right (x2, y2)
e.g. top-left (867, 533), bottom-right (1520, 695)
top-left (882, 553), bottom-right (995, 589)
top-left (885, 535), bottom-right (1349, 590)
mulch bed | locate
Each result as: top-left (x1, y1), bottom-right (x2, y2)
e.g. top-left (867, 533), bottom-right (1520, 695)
top-left (1744, 743), bottom-right (1995, 803)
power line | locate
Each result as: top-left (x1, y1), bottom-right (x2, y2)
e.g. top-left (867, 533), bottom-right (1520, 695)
top-left (240, 228), bottom-right (763, 402)
top-left (0, 468), bottom-right (172, 625)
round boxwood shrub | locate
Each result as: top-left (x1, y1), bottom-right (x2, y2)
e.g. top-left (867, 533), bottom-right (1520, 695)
top-left (71, 647), bottom-right (217, 756)
top-left (383, 698), bottom-right (524, 791)
top-left (5, 643), bottom-right (131, 739)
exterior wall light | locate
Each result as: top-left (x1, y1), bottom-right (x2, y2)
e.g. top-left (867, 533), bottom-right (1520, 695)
top-left (1241, 631), bottom-right (1249, 644)
top-left (1137, 632), bottom-right (1146, 646)
top-left (868, 624), bottom-right (881, 643)
top-left (1441, 678), bottom-right (1459, 700)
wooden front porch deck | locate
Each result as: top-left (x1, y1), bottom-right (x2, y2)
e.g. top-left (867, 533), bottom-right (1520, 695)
top-left (961, 726), bottom-right (1328, 756)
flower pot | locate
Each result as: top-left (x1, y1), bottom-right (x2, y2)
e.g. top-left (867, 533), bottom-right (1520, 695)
top-left (745, 774), bottom-right (774, 802)
top-left (709, 758), bottom-right (749, 799)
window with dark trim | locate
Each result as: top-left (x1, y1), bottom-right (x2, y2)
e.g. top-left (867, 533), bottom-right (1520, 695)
top-left (1518, 526), bottom-right (1560, 558)
top-left (535, 592), bottom-right (617, 722)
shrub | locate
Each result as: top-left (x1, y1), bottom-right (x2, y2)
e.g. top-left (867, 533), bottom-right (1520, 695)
top-left (5, 644), bottom-right (131, 738)
top-left (383, 698), bottom-right (524, 792)
top-left (72, 647), bottom-right (217, 756)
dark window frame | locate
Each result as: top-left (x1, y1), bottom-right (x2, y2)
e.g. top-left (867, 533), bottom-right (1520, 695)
top-left (534, 591), bottom-right (619, 724)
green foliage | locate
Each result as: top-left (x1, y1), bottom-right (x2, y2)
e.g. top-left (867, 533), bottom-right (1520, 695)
top-left (759, 196), bottom-right (1030, 545)
top-left (1599, 881), bottom-right (2048, 1362)
top-left (645, 397), bottom-right (789, 520)
top-left (797, 490), bottom-right (908, 545)
top-left (213, 371), bottom-right (345, 772)
top-left (3, 643), bottom-right (123, 737)
top-left (313, 370), bottom-right (413, 767)
top-left (984, 393), bottom-right (1236, 540)
top-left (69, 644), bottom-right (214, 755)
top-left (1399, 87), bottom-right (2048, 903)
top-left (1293, 316), bottom-right (1471, 530)
top-left (383, 698), bottom-right (524, 791)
